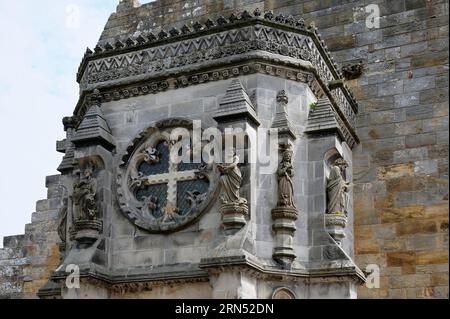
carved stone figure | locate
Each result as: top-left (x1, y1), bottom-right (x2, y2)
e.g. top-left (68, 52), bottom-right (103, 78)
top-left (143, 147), bottom-right (160, 164)
top-left (276, 144), bottom-right (296, 209)
top-left (186, 191), bottom-right (208, 209)
top-left (217, 150), bottom-right (246, 205)
top-left (216, 149), bottom-right (248, 231)
top-left (57, 197), bottom-right (68, 243)
top-left (326, 158), bottom-right (351, 215)
top-left (141, 195), bottom-right (159, 218)
top-left (73, 167), bottom-right (98, 220)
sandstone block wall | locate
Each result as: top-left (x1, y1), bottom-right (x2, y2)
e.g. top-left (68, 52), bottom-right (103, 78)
top-left (97, 0), bottom-right (450, 299)
top-left (0, 175), bottom-right (63, 299)
top-left (1, 0), bottom-right (448, 299)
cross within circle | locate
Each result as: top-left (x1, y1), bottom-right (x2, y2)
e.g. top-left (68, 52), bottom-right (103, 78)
top-left (141, 144), bottom-right (200, 216)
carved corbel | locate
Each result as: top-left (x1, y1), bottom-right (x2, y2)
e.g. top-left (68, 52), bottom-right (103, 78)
top-left (341, 61), bottom-right (364, 80)
top-left (328, 79), bottom-right (344, 91)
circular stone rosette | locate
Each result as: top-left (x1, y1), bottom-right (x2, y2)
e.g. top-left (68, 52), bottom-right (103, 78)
top-left (116, 118), bottom-right (219, 233)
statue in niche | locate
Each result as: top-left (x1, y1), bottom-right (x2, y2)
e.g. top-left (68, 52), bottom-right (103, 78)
top-left (326, 158), bottom-right (351, 216)
top-left (276, 144), bottom-right (296, 209)
top-left (73, 166), bottom-right (98, 220)
top-left (217, 149), bottom-right (247, 205)
top-left (57, 197), bottom-right (68, 243)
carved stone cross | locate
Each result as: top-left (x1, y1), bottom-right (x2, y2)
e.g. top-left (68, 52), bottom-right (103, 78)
top-left (142, 158), bottom-right (199, 215)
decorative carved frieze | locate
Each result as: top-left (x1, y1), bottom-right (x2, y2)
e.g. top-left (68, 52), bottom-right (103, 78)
top-left (74, 10), bottom-right (358, 136)
top-left (80, 24), bottom-right (334, 89)
top-left (78, 9), bottom-right (336, 79)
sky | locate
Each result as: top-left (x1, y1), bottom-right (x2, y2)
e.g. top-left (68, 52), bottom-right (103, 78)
top-left (0, 0), bottom-right (137, 247)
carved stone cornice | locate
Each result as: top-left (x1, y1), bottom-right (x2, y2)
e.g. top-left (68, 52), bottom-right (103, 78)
top-left (77, 10), bottom-right (344, 84)
top-left (74, 60), bottom-right (359, 145)
top-left (74, 10), bottom-right (358, 140)
top-left (50, 265), bottom-right (211, 295)
top-left (199, 255), bottom-right (366, 285)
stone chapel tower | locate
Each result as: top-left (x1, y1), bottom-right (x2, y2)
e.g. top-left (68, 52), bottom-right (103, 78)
top-left (6, 0), bottom-right (447, 299)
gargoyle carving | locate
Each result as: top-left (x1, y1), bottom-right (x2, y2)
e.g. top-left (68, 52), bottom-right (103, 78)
top-left (186, 191), bottom-right (208, 209)
top-left (342, 61), bottom-right (363, 80)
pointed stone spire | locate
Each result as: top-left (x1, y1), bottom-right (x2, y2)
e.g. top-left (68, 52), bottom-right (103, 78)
top-left (57, 116), bottom-right (80, 173)
top-left (72, 91), bottom-right (116, 150)
top-left (304, 98), bottom-right (356, 148)
top-left (116, 0), bottom-right (140, 13)
top-left (214, 79), bottom-right (260, 127)
top-left (304, 98), bottom-right (340, 133)
top-left (271, 90), bottom-right (296, 140)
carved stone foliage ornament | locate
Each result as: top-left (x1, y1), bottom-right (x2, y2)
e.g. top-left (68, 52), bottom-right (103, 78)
top-left (325, 158), bottom-right (351, 244)
top-left (117, 119), bottom-right (219, 233)
top-left (217, 149), bottom-right (248, 231)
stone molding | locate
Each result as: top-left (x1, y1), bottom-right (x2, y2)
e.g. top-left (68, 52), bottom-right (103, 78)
top-left (73, 10), bottom-right (358, 139)
top-left (74, 60), bottom-right (359, 146)
top-left (77, 10), bottom-right (345, 85)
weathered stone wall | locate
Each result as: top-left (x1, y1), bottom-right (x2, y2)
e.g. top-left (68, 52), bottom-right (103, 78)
top-left (0, 236), bottom-right (26, 299)
top-left (0, 175), bottom-right (63, 299)
top-left (1, 0), bottom-right (448, 299)
top-left (99, 0), bottom-right (449, 298)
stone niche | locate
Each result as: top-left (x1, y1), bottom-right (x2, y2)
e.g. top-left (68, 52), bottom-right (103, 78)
top-left (38, 6), bottom-right (365, 299)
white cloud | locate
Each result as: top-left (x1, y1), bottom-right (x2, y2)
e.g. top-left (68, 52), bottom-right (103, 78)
top-left (0, 0), bottom-right (118, 246)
